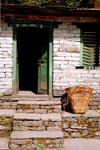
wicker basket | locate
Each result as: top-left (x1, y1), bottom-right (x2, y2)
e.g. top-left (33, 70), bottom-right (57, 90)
top-left (65, 84), bottom-right (94, 114)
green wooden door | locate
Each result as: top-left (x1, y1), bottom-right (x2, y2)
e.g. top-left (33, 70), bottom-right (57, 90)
top-left (38, 29), bottom-right (48, 94)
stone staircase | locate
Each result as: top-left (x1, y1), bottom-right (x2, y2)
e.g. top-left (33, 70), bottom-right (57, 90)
top-left (7, 97), bottom-right (64, 150)
top-left (0, 96), bottom-right (100, 149)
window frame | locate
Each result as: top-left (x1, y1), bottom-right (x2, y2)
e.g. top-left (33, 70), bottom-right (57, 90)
top-left (80, 27), bottom-right (100, 67)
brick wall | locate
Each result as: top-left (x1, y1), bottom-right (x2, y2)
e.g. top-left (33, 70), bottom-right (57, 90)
top-left (53, 22), bottom-right (100, 110)
top-left (0, 20), bottom-right (13, 95)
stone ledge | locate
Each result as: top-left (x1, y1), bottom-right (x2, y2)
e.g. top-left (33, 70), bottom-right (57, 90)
top-left (10, 97), bottom-right (50, 101)
top-left (0, 109), bottom-right (16, 117)
top-left (18, 101), bottom-right (61, 105)
top-left (14, 113), bottom-right (61, 121)
top-left (10, 131), bottom-right (63, 139)
top-left (62, 110), bottom-right (100, 118)
top-left (62, 110), bottom-right (100, 138)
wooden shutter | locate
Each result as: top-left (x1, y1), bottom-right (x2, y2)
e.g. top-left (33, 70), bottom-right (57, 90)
top-left (83, 30), bottom-right (96, 66)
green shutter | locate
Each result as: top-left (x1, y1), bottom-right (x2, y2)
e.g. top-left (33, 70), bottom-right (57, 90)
top-left (82, 30), bottom-right (96, 66)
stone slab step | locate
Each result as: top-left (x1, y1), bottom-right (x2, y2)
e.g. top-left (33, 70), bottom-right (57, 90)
top-left (17, 101), bottom-right (61, 113)
top-left (0, 97), bottom-right (61, 102)
top-left (0, 109), bottom-right (16, 117)
top-left (14, 113), bottom-right (61, 121)
top-left (13, 113), bottom-right (62, 131)
top-left (62, 110), bottom-right (100, 118)
top-left (9, 131), bottom-right (64, 149)
top-left (10, 131), bottom-right (63, 139)
top-left (17, 100), bottom-right (61, 105)
top-left (10, 97), bottom-right (51, 101)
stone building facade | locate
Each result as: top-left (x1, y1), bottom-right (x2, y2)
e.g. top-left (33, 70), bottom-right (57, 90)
top-left (1, 5), bottom-right (100, 110)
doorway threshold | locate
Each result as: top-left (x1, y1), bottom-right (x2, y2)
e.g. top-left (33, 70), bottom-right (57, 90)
top-left (10, 91), bottom-right (52, 99)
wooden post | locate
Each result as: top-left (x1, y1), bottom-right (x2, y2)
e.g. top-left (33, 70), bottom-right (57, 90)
top-left (13, 27), bottom-right (17, 94)
top-left (49, 28), bottom-right (53, 96)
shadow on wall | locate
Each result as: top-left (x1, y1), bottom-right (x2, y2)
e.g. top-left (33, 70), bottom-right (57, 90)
top-left (60, 93), bottom-right (72, 113)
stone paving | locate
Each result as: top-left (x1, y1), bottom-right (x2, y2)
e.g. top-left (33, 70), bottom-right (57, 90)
top-left (64, 138), bottom-right (100, 150)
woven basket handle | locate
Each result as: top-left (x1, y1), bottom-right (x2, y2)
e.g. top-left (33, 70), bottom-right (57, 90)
top-left (68, 84), bottom-right (94, 105)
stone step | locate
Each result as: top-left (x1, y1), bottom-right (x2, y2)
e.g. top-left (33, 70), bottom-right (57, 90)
top-left (17, 100), bottom-right (61, 113)
top-left (0, 109), bottom-right (16, 117)
top-left (0, 97), bottom-right (61, 110)
top-left (10, 96), bottom-right (60, 101)
top-left (13, 113), bottom-right (62, 131)
top-left (10, 97), bottom-right (51, 101)
top-left (9, 131), bottom-right (64, 149)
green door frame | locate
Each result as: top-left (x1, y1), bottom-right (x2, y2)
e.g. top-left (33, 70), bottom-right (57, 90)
top-left (9, 21), bottom-right (60, 96)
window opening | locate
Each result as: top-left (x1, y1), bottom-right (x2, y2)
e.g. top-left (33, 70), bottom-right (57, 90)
top-left (81, 28), bottom-right (100, 67)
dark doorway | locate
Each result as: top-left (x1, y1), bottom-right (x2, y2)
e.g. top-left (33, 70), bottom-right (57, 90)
top-left (17, 28), bottom-right (49, 94)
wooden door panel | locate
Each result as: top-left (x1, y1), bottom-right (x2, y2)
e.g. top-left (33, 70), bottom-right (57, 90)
top-left (38, 62), bottom-right (47, 93)
top-left (38, 29), bottom-right (49, 94)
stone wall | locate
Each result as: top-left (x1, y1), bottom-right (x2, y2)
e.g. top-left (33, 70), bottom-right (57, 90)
top-left (0, 116), bottom-right (13, 137)
top-left (53, 22), bottom-right (100, 110)
top-left (9, 138), bottom-right (64, 150)
top-left (0, 20), bottom-right (13, 95)
top-left (62, 110), bottom-right (100, 139)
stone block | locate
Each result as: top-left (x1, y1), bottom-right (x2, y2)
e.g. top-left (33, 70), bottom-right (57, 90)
top-left (71, 132), bottom-right (81, 138)
top-left (60, 65), bottom-right (74, 69)
top-left (53, 57), bottom-right (65, 61)
top-left (53, 40), bottom-right (60, 44)
top-left (69, 61), bottom-right (80, 66)
top-left (10, 139), bottom-right (32, 145)
top-left (22, 144), bottom-right (32, 149)
top-left (5, 73), bottom-right (12, 78)
top-left (47, 126), bottom-right (61, 131)
top-left (58, 24), bottom-right (68, 29)
top-left (71, 122), bottom-right (87, 129)
top-left (94, 74), bottom-right (100, 78)
top-left (34, 109), bottom-right (47, 114)
top-left (63, 132), bottom-right (70, 137)
top-left (71, 29), bottom-right (80, 34)
top-left (69, 24), bottom-right (77, 30)
top-left (23, 121), bottom-right (43, 127)
top-left (53, 64), bottom-right (59, 69)
top-left (68, 57), bottom-right (80, 61)
top-left (75, 33), bottom-right (80, 37)
top-left (34, 126), bottom-right (45, 131)
top-left (9, 144), bottom-right (20, 149)
top-left (62, 122), bottom-right (70, 128)
top-left (13, 121), bottom-right (22, 127)
top-left (53, 29), bottom-right (68, 36)
top-left (81, 131), bottom-right (89, 137)
top-left (55, 122), bottom-right (62, 127)
top-left (1, 43), bottom-right (13, 48)
top-left (95, 131), bottom-right (100, 136)
top-left (71, 37), bottom-right (80, 42)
